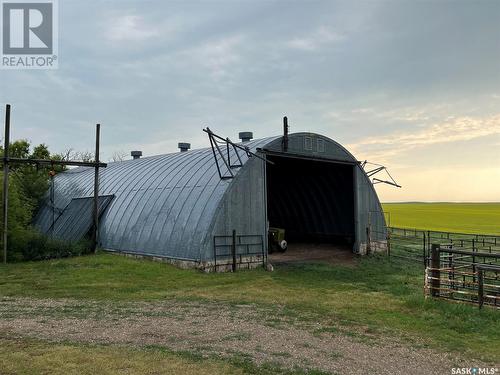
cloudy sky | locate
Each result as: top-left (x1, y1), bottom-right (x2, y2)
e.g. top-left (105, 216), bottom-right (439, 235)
top-left (1, 0), bottom-right (499, 202)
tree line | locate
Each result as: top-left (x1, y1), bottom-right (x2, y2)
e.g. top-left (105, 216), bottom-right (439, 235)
top-left (0, 140), bottom-right (89, 261)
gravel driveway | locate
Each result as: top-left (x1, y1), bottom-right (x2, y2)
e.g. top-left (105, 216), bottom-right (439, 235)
top-left (0, 297), bottom-right (491, 374)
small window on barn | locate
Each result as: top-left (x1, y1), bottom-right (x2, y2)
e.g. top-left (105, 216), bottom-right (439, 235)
top-left (317, 139), bottom-right (325, 153)
top-left (304, 137), bottom-right (313, 151)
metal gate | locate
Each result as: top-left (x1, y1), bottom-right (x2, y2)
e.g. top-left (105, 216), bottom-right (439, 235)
top-left (213, 231), bottom-right (266, 271)
top-left (425, 244), bottom-right (500, 309)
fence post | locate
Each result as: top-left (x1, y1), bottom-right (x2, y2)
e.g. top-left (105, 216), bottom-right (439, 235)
top-left (2, 104), bottom-right (11, 264)
top-left (232, 229), bottom-right (237, 272)
top-left (366, 226), bottom-right (371, 255)
top-left (430, 244), bottom-right (441, 297)
top-left (472, 238), bottom-right (476, 283)
top-left (213, 236), bottom-right (217, 272)
top-left (478, 268), bottom-right (484, 309)
top-left (91, 124), bottom-right (100, 253)
top-left (261, 234), bottom-right (266, 269)
top-left (423, 231), bottom-right (427, 267)
top-left (424, 267), bottom-right (429, 299)
top-left (427, 231), bottom-right (431, 256)
top-left (386, 228), bottom-right (391, 257)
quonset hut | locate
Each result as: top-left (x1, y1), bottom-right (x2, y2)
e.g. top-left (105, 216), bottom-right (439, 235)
top-left (34, 130), bottom-right (387, 271)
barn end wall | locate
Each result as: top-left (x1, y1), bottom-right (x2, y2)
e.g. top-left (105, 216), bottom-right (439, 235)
top-left (355, 165), bottom-right (387, 254)
top-left (262, 133), bottom-right (387, 255)
top-left (203, 156), bottom-right (267, 263)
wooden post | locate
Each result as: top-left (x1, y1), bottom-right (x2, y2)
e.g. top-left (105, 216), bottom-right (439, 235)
top-left (213, 236), bottom-right (217, 271)
top-left (50, 171), bottom-right (55, 237)
top-left (91, 124), bottom-right (100, 253)
top-left (282, 117), bottom-right (288, 152)
top-left (472, 238), bottom-right (476, 283)
top-left (430, 244), bottom-right (440, 297)
top-left (478, 268), bottom-right (484, 309)
top-left (232, 229), bottom-right (237, 272)
top-left (2, 104), bottom-right (10, 264)
top-left (366, 226), bottom-right (371, 254)
top-left (423, 231), bottom-right (427, 267)
top-left (386, 229), bottom-right (391, 257)
top-left (424, 267), bottom-right (429, 299)
top-left (427, 230), bottom-right (431, 253)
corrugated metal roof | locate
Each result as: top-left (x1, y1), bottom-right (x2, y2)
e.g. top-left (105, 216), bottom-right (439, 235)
top-left (50, 195), bottom-right (114, 241)
top-left (33, 137), bottom-right (278, 259)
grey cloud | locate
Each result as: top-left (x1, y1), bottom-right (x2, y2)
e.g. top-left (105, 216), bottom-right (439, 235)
top-left (1, 0), bottom-right (499, 200)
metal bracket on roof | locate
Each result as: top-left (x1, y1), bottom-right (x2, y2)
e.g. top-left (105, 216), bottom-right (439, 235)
top-left (361, 161), bottom-right (402, 188)
top-left (203, 128), bottom-right (273, 180)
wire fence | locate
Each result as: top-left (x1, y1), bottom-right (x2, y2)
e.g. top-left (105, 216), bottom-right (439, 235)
top-left (387, 227), bottom-right (500, 268)
top-left (385, 227), bottom-right (500, 308)
top-left (424, 245), bottom-right (500, 309)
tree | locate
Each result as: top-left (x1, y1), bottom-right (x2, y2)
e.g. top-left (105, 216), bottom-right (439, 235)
top-left (110, 150), bottom-right (127, 162)
top-left (0, 139), bottom-right (63, 218)
top-left (74, 151), bottom-right (95, 162)
top-left (58, 148), bottom-right (95, 163)
top-left (9, 139), bottom-right (30, 159)
top-left (31, 143), bottom-right (50, 159)
top-left (0, 140), bottom-right (93, 261)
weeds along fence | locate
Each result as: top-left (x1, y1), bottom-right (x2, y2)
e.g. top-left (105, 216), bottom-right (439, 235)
top-left (386, 227), bottom-right (500, 308)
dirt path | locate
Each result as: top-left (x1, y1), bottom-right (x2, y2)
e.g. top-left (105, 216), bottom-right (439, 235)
top-left (269, 243), bottom-right (356, 266)
top-left (0, 297), bottom-right (489, 374)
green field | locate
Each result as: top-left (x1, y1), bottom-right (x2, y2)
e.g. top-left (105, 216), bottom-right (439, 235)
top-left (382, 202), bottom-right (500, 235)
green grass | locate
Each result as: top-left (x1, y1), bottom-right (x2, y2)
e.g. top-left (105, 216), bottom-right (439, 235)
top-left (1, 253), bottom-right (499, 362)
top-left (0, 338), bottom-right (245, 375)
top-left (0, 337), bottom-right (327, 375)
top-left (382, 202), bottom-right (500, 235)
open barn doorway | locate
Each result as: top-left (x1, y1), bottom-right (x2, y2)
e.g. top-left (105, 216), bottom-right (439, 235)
top-left (265, 154), bottom-right (356, 264)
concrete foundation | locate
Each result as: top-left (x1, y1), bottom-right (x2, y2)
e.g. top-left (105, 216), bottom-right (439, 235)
top-left (105, 249), bottom-right (267, 273)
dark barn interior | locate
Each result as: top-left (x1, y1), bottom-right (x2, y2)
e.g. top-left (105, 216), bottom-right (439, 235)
top-left (266, 155), bottom-right (355, 247)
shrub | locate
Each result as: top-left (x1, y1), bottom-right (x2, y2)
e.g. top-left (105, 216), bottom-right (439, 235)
top-left (8, 227), bottom-right (91, 262)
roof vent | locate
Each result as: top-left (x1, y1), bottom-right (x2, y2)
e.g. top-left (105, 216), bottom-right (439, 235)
top-left (178, 142), bottom-right (191, 152)
top-left (239, 132), bottom-right (253, 143)
top-left (131, 150), bottom-right (142, 160)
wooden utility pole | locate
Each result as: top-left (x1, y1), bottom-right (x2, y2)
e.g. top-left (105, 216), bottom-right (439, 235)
top-left (91, 124), bottom-right (100, 252)
top-left (2, 104), bottom-right (11, 264)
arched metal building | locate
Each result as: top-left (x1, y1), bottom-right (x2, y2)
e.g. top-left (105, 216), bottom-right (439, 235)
top-left (34, 132), bottom-right (386, 270)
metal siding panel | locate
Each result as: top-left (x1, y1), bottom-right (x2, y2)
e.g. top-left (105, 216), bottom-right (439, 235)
top-left (51, 195), bottom-right (114, 242)
top-left (209, 157), bottom-right (267, 258)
